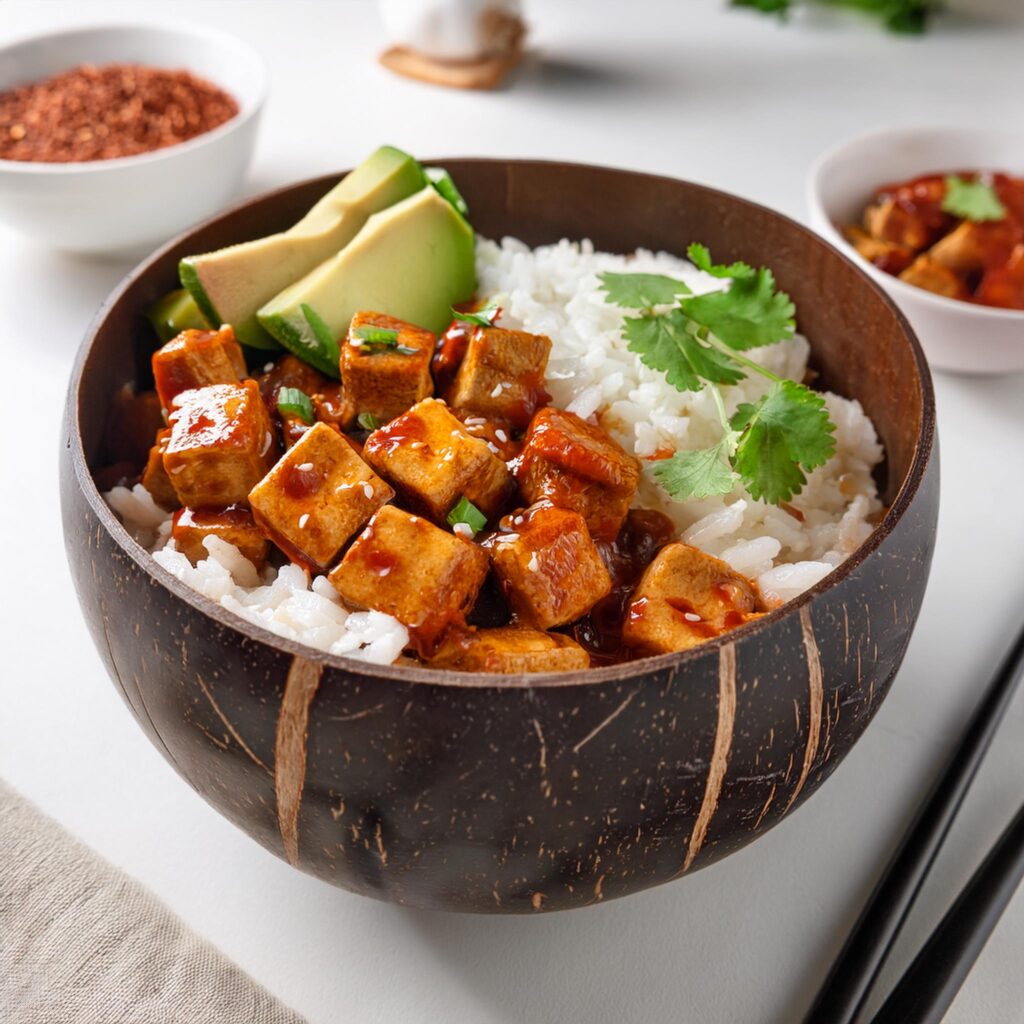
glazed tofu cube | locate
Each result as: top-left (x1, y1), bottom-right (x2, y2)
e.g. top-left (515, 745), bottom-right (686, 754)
top-left (248, 422), bottom-right (393, 571)
top-left (928, 219), bottom-right (1020, 276)
top-left (328, 504), bottom-right (489, 655)
top-left (621, 543), bottom-right (762, 654)
top-left (164, 381), bottom-right (275, 508)
top-left (141, 428), bottom-right (178, 510)
top-left (363, 398), bottom-right (512, 522)
top-left (172, 506), bottom-right (269, 569)
top-left (341, 312), bottom-right (434, 425)
top-left (514, 408), bottom-right (641, 541)
top-left (429, 627), bottom-right (590, 673)
top-left (103, 385), bottom-right (165, 469)
top-left (152, 326), bottom-right (247, 410)
top-left (446, 326), bottom-right (551, 429)
top-left (899, 255), bottom-right (970, 301)
top-left (483, 502), bottom-right (612, 628)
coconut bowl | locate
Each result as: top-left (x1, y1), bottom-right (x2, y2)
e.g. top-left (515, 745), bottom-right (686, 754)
top-left (61, 160), bottom-right (938, 914)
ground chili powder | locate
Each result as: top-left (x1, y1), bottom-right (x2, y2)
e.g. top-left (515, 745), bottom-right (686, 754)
top-left (0, 62), bottom-right (239, 163)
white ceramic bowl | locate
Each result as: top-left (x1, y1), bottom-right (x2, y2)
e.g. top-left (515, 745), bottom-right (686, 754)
top-left (0, 23), bottom-right (267, 255)
top-left (807, 126), bottom-right (1024, 376)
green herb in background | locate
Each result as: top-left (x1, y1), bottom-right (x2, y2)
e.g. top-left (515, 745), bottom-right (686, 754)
top-left (941, 175), bottom-right (1007, 223)
top-left (732, 0), bottom-right (939, 34)
top-left (452, 302), bottom-right (502, 328)
top-left (599, 244), bottom-right (836, 506)
top-left (277, 387), bottom-right (315, 425)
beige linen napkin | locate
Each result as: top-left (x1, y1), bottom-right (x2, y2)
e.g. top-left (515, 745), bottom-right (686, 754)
top-left (0, 779), bottom-right (305, 1024)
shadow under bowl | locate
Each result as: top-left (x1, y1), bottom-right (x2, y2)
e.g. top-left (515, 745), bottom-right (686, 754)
top-left (61, 159), bottom-right (939, 913)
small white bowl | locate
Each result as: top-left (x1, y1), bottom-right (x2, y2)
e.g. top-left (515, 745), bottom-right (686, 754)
top-left (807, 126), bottom-right (1024, 376)
top-left (0, 23), bottom-right (267, 255)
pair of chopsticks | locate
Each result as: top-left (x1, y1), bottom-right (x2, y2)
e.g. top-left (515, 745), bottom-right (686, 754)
top-left (804, 620), bottom-right (1024, 1024)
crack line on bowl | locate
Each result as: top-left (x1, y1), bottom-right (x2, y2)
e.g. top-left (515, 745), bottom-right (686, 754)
top-left (275, 655), bottom-right (324, 865)
top-left (194, 672), bottom-right (270, 775)
top-left (680, 642), bottom-right (737, 874)
top-left (785, 605), bottom-right (824, 814)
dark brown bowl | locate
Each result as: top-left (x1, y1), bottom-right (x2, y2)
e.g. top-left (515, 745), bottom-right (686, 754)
top-left (61, 160), bottom-right (938, 913)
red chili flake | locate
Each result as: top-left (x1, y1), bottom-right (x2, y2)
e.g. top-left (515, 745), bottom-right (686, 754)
top-left (0, 63), bottom-right (238, 163)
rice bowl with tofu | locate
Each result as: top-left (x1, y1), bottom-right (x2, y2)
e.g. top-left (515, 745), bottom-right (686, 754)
top-left (102, 148), bottom-right (883, 672)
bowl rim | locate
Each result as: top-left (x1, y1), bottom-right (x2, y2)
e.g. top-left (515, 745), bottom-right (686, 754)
top-left (0, 21), bottom-right (268, 176)
top-left (67, 158), bottom-right (937, 690)
top-left (806, 123), bottom-right (1024, 323)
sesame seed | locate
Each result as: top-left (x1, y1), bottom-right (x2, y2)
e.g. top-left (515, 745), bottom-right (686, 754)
top-left (527, 552), bottom-right (540, 572)
top-left (684, 612), bottom-right (702, 622)
top-left (465, 417), bottom-right (486, 426)
top-left (298, 513), bottom-right (310, 529)
top-left (410, 441), bottom-right (426, 450)
top-left (169, 465), bottom-right (185, 475)
top-left (486, 442), bottom-right (500, 454)
top-left (260, 432), bottom-right (273, 456)
top-left (453, 522), bottom-right (473, 539)
top-left (489, 383), bottom-right (503, 398)
top-left (378, 566), bottom-right (391, 577)
top-left (296, 462), bottom-right (314, 472)
top-left (361, 482), bottom-right (374, 499)
top-left (263, 362), bottom-right (274, 372)
top-left (495, 429), bottom-right (508, 442)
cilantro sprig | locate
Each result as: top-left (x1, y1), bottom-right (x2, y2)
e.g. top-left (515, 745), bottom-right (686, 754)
top-left (600, 244), bottom-right (835, 506)
top-left (941, 175), bottom-right (1007, 223)
top-left (452, 301), bottom-right (501, 328)
top-left (731, 0), bottom-right (937, 34)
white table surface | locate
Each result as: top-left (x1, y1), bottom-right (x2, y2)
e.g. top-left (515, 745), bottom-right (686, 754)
top-left (2, 2), bottom-right (1023, 1021)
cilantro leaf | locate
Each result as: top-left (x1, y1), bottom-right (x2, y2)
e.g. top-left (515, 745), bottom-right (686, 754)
top-left (680, 266), bottom-right (795, 351)
top-left (652, 437), bottom-right (740, 500)
top-left (624, 309), bottom-right (746, 392)
top-left (730, 380), bottom-right (835, 503)
top-left (453, 302), bottom-right (500, 327)
top-left (598, 272), bottom-right (691, 309)
top-left (686, 243), bottom-right (756, 281)
top-left (942, 175), bottom-right (1007, 223)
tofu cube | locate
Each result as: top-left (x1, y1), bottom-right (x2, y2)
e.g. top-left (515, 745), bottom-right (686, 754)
top-left (621, 543), bottom-right (762, 654)
top-left (164, 382), bottom-right (275, 508)
top-left (899, 255), bottom-right (970, 301)
top-left (341, 312), bottom-right (434, 425)
top-left (328, 504), bottom-right (489, 655)
top-left (514, 408), bottom-right (641, 541)
top-left (248, 422), bottom-right (393, 571)
top-left (446, 326), bottom-right (551, 429)
top-left (152, 326), bottom-right (247, 410)
top-left (172, 506), bottom-right (270, 569)
top-left (483, 502), bottom-right (612, 629)
top-left (363, 398), bottom-right (512, 522)
top-left (141, 428), bottom-right (178, 510)
top-left (429, 627), bottom-right (590, 673)
top-left (104, 385), bottom-right (165, 469)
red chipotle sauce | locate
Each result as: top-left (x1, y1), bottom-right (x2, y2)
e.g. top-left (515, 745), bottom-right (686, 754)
top-left (569, 509), bottom-right (676, 664)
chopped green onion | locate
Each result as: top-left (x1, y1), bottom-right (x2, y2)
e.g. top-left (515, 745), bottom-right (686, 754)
top-left (425, 166), bottom-right (469, 217)
top-left (300, 303), bottom-right (341, 368)
top-left (446, 496), bottom-right (487, 537)
top-left (452, 302), bottom-right (500, 328)
top-left (277, 387), bottom-right (315, 424)
top-left (357, 412), bottom-right (380, 431)
top-left (353, 326), bottom-right (399, 344)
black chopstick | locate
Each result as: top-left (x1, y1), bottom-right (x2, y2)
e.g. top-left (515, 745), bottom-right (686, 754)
top-left (870, 797), bottom-right (1024, 1024)
top-left (802, 618), bottom-right (1024, 1024)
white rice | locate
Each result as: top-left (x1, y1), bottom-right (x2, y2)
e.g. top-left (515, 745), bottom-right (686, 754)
top-left (106, 236), bottom-right (883, 664)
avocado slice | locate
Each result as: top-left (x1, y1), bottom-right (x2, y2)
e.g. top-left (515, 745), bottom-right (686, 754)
top-left (178, 146), bottom-right (426, 350)
top-left (257, 187), bottom-right (476, 377)
top-left (144, 288), bottom-right (211, 343)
